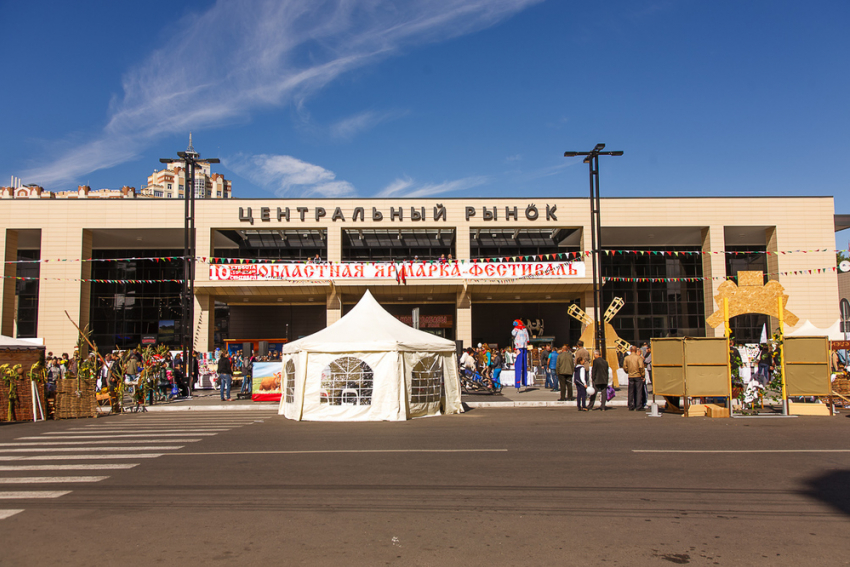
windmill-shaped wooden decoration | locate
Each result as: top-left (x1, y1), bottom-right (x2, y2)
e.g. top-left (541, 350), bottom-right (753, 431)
top-left (568, 297), bottom-right (628, 388)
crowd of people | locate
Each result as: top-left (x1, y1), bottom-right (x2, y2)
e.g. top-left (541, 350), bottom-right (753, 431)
top-left (458, 337), bottom-right (655, 412)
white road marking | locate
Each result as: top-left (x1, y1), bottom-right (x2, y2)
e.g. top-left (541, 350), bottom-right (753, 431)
top-left (68, 428), bottom-right (229, 432)
top-left (0, 464), bottom-right (138, 471)
top-left (24, 433), bottom-right (219, 439)
top-left (0, 454), bottom-right (163, 461)
top-left (0, 476), bottom-right (108, 484)
top-left (169, 449), bottom-right (509, 456)
top-left (0, 509), bottom-right (23, 520)
top-left (0, 491), bottom-right (71, 499)
top-left (0, 446), bottom-right (183, 453)
top-left (78, 423), bottom-right (255, 428)
top-left (0, 440), bottom-right (200, 446)
top-left (633, 449), bottom-right (850, 453)
top-left (82, 419), bottom-right (254, 429)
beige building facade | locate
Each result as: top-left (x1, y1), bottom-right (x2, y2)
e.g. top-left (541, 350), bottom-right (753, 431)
top-left (0, 196), bottom-right (841, 354)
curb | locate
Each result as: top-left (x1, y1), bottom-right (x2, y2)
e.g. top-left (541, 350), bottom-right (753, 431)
top-left (144, 404), bottom-right (278, 412)
top-left (139, 400), bottom-right (635, 412)
top-left (465, 400), bottom-right (630, 408)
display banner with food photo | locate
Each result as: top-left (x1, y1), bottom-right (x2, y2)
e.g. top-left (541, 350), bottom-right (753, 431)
top-left (252, 361), bottom-right (282, 401)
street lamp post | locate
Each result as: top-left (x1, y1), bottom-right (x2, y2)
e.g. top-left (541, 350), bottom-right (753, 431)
top-left (563, 144), bottom-right (623, 357)
top-left (160, 136), bottom-right (219, 395)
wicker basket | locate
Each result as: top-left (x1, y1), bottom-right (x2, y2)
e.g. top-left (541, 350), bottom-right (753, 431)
top-left (53, 378), bottom-right (97, 419)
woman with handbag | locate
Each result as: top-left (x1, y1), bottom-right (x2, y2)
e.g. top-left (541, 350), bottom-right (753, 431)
top-left (574, 354), bottom-right (589, 411)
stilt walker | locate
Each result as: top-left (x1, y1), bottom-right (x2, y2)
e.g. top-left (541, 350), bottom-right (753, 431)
top-left (512, 320), bottom-right (530, 391)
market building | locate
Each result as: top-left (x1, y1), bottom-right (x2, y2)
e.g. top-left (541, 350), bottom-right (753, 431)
top-left (0, 196), bottom-right (842, 354)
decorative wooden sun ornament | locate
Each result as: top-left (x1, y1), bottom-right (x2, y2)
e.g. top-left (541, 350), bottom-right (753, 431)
top-left (706, 271), bottom-right (799, 329)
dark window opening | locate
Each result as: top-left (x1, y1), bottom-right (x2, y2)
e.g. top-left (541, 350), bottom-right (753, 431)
top-left (215, 229), bottom-right (326, 261)
top-left (725, 245), bottom-right (768, 343)
top-left (15, 250), bottom-right (40, 338)
top-left (342, 229), bottom-right (455, 262)
top-left (89, 249), bottom-right (184, 350)
top-left (471, 228), bottom-right (579, 260)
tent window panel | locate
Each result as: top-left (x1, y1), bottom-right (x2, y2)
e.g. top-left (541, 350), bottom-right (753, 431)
top-left (284, 359), bottom-right (296, 404)
top-left (320, 356), bottom-right (374, 406)
top-left (411, 356), bottom-right (443, 404)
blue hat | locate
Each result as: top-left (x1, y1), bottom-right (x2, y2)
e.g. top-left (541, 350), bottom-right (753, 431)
top-left (513, 321), bottom-right (518, 327)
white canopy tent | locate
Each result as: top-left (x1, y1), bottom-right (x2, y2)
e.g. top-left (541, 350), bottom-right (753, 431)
top-left (786, 319), bottom-right (844, 341)
top-left (278, 290), bottom-right (462, 421)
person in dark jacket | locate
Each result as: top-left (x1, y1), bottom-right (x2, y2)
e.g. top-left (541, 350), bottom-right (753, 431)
top-left (556, 344), bottom-right (575, 401)
top-left (588, 350), bottom-right (610, 411)
top-left (217, 353), bottom-right (233, 401)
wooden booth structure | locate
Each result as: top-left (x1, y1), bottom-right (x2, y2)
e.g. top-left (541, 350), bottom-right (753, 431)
top-left (784, 336), bottom-right (833, 416)
top-left (651, 337), bottom-right (732, 417)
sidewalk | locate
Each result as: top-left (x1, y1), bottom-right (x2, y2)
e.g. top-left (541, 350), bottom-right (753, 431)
top-left (462, 386), bottom-right (631, 408)
top-left (140, 385), bottom-right (640, 412)
top-left (143, 391), bottom-right (277, 412)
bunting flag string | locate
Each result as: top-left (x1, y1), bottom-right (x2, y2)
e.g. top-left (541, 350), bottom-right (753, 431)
top-left (2, 276), bottom-right (185, 284)
top-left (399, 265), bottom-right (840, 286)
top-left (603, 266), bottom-right (838, 284)
top-left (0, 264), bottom-right (838, 286)
top-left (4, 248), bottom-right (846, 265)
top-left (3, 255), bottom-right (190, 264)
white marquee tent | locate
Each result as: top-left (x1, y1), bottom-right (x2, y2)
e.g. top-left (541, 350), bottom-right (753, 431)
top-left (278, 290), bottom-right (462, 421)
top-left (786, 319), bottom-right (844, 341)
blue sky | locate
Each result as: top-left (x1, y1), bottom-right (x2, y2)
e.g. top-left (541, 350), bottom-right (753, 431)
top-left (1, 1), bottom-right (848, 230)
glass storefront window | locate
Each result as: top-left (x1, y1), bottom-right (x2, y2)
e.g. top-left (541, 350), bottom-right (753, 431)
top-left (725, 245), bottom-right (768, 343)
top-left (15, 250), bottom-right (39, 338)
top-left (89, 249), bottom-right (184, 350)
top-left (601, 247), bottom-right (706, 344)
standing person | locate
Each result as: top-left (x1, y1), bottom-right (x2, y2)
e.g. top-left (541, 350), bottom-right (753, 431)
top-left (575, 340), bottom-right (590, 373)
top-left (123, 354), bottom-right (139, 388)
top-left (512, 320), bottom-right (530, 392)
top-left (217, 351), bottom-right (233, 402)
top-left (240, 352), bottom-right (255, 395)
top-left (588, 350), bottom-right (611, 411)
top-left (643, 344), bottom-right (653, 406)
top-left (623, 346), bottom-right (647, 411)
top-left (757, 343), bottom-right (771, 386)
top-left (190, 352), bottom-right (200, 395)
top-left (556, 344), bottom-right (575, 401)
top-left (46, 358), bottom-right (62, 394)
top-left (547, 345), bottom-right (559, 392)
top-left (491, 349), bottom-right (503, 392)
top-left (97, 354), bottom-right (111, 390)
top-left (573, 354), bottom-right (589, 411)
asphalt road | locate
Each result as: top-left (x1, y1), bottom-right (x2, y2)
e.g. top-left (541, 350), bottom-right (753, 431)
top-left (0, 407), bottom-right (849, 566)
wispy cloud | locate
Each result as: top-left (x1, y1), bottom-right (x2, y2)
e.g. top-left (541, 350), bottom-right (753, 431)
top-left (376, 175), bottom-right (489, 198)
top-left (504, 154), bottom-right (522, 163)
top-left (226, 153), bottom-right (356, 197)
top-left (20, 0), bottom-right (542, 189)
top-left (329, 109), bottom-right (407, 140)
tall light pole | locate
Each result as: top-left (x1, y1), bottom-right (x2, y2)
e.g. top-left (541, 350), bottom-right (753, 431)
top-left (563, 144), bottom-right (623, 357)
top-left (160, 134), bottom-right (219, 395)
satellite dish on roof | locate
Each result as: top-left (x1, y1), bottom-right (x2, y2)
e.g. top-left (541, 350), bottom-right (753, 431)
top-left (840, 260), bottom-right (850, 273)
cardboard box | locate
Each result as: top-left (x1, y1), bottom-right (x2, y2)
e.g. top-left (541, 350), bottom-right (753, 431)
top-left (788, 402), bottom-right (832, 416)
top-left (705, 404), bottom-right (730, 418)
top-left (685, 404), bottom-right (707, 417)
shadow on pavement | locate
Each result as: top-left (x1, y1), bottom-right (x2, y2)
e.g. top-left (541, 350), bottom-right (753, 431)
top-left (802, 469), bottom-right (850, 517)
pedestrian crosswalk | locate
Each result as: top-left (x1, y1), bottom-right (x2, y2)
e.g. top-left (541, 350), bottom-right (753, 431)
top-left (0, 410), bottom-right (277, 521)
